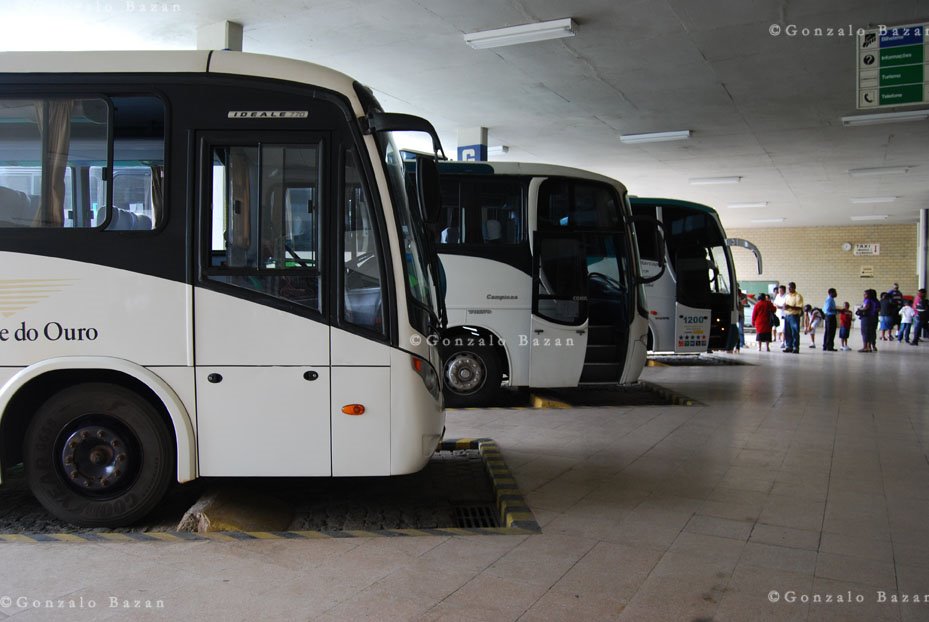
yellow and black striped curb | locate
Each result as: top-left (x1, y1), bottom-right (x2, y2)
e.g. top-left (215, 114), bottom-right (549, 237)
top-left (636, 380), bottom-right (702, 406)
top-left (441, 438), bottom-right (540, 534)
top-left (0, 439), bottom-right (539, 544)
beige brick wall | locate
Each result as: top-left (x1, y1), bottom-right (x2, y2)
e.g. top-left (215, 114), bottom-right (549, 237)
top-left (727, 224), bottom-right (919, 308)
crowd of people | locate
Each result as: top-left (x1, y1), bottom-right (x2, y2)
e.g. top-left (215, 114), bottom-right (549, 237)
top-left (740, 282), bottom-right (928, 354)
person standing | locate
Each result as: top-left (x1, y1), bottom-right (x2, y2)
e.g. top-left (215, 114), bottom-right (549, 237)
top-left (878, 292), bottom-right (895, 341)
top-left (912, 288), bottom-right (927, 346)
top-left (838, 302), bottom-right (853, 350)
top-left (823, 288), bottom-right (838, 351)
top-left (858, 289), bottom-right (879, 352)
top-left (773, 284), bottom-right (788, 347)
top-left (737, 288), bottom-right (747, 351)
top-left (783, 282), bottom-right (804, 354)
top-left (751, 293), bottom-right (777, 351)
top-left (898, 300), bottom-right (915, 343)
top-left (888, 283), bottom-right (904, 333)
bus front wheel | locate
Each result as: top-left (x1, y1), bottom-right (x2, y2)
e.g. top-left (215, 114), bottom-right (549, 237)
top-left (441, 346), bottom-right (501, 408)
top-left (24, 383), bottom-right (175, 528)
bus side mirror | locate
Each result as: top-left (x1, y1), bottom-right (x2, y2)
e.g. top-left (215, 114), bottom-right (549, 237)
top-left (628, 215), bottom-right (666, 285)
top-left (416, 156), bottom-right (442, 225)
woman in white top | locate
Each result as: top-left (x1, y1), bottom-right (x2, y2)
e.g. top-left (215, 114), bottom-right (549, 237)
top-left (772, 285), bottom-right (788, 347)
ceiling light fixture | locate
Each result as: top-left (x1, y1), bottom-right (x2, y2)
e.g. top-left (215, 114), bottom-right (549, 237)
top-left (850, 196), bottom-right (897, 204)
top-left (841, 109), bottom-right (929, 127)
top-left (464, 18), bottom-right (577, 49)
top-left (847, 166), bottom-right (911, 177)
top-left (727, 202), bottom-right (768, 209)
top-left (689, 176), bottom-right (741, 185)
top-left (751, 218), bottom-right (785, 224)
top-left (619, 130), bottom-right (691, 144)
top-left (850, 215), bottom-right (889, 221)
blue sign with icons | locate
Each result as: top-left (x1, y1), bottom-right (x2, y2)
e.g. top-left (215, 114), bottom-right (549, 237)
top-left (457, 144), bottom-right (487, 162)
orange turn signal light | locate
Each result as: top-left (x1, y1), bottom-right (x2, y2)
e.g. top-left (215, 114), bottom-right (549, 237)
top-left (341, 404), bottom-right (365, 416)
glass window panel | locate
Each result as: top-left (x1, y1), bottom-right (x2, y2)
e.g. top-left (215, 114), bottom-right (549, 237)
top-left (205, 142), bottom-right (322, 312)
top-left (343, 148), bottom-right (385, 333)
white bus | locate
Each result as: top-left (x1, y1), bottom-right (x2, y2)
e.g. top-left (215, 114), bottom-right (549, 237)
top-left (0, 51), bottom-right (447, 527)
top-left (425, 161), bottom-right (660, 406)
top-left (630, 198), bottom-right (744, 353)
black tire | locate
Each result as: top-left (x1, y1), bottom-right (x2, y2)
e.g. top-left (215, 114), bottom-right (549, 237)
top-left (24, 383), bottom-right (175, 528)
top-left (441, 345), bottom-right (502, 408)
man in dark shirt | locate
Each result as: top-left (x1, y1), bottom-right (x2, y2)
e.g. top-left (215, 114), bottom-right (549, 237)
top-left (823, 288), bottom-right (837, 351)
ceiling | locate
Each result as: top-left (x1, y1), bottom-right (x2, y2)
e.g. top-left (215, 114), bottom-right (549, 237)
top-left (3, 0), bottom-right (929, 228)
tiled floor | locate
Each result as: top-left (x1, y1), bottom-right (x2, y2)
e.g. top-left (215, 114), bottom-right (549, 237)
top-left (1, 335), bottom-right (928, 621)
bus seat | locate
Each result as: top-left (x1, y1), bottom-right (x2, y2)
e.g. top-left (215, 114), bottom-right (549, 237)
top-left (99, 207), bottom-right (153, 230)
top-left (0, 186), bottom-right (39, 227)
top-left (134, 213), bottom-right (152, 230)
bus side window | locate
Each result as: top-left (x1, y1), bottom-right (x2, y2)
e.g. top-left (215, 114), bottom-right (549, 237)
top-left (0, 98), bottom-right (106, 228)
top-left (97, 96), bottom-right (166, 231)
top-left (435, 179), bottom-right (462, 244)
top-left (478, 180), bottom-right (521, 244)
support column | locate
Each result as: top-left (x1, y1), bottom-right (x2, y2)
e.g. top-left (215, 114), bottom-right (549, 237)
top-left (197, 21), bottom-right (244, 51)
top-left (457, 127), bottom-right (487, 162)
top-left (919, 209), bottom-right (928, 290)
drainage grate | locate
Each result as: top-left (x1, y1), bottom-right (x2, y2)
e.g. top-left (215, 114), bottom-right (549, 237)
top-left (648, 354), bottom-right (751, 367)
top-left (453, 504), bottom-right (500, 529)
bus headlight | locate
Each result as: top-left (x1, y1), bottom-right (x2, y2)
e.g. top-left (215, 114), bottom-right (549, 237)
top-left (411, 355), bottom-right (441, 400)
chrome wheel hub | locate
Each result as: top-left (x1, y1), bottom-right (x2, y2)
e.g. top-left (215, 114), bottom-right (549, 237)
top-left (445, 352), bottom-right (486, 394)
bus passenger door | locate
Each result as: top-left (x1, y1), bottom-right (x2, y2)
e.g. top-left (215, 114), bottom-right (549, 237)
top-left (674, 245), bottom-right (713, 352)
top-left (529, 233), bottom-right (589, 387)
top-left (194, 133), bottom-right (333, 476)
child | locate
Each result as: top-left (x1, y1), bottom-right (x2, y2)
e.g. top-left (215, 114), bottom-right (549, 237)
top-left (898, 300), bottom-right (916, 343)
top-left (804, 304), bottom-right (823, 348)
top-left (838, 302), bottom-right (853, 350)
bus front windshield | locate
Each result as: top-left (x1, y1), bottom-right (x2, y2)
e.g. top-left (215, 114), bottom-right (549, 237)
top-left (377, 133), bottom-right (440, 332)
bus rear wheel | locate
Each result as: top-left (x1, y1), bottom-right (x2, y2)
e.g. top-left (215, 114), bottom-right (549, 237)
top-left (441, 346), bottom-right (501, 408)
top-left (24, 383), bottom-right (175, 528)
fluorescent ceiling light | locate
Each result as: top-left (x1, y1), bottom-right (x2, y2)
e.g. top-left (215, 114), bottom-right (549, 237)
top-left (842, 109), bottom-right (929, 127)
top-left (464, 18), bottom-right (576, 49)
top-left (850, 215), bottom-right (888, 221)
top-left (620, 130), bottom-right (691, 144)
top-left (850, 196), bottom-right (897, 204)
top-left (752, 218), bottom-right (785, 224)
top-left (847, 166), bottom-right (911, 177)
top-left (728, 202), bottom-right (768, 209)
top-left (488, 145), bottom-right (509, 156)
top-left (689, 176), bottom-right (741, 185)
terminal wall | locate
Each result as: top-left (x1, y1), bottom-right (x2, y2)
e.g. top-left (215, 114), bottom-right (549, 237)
top-left (727, 224), bottom-right (918, 306)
